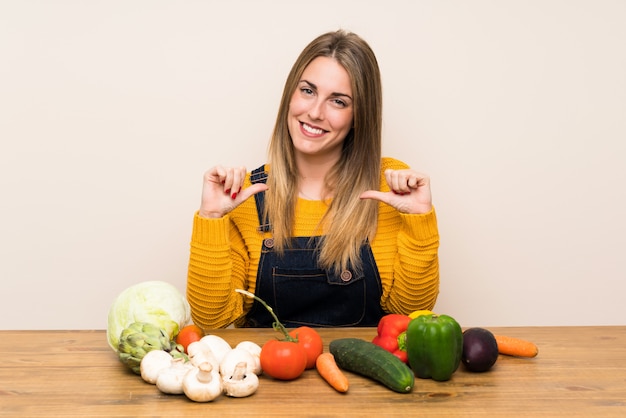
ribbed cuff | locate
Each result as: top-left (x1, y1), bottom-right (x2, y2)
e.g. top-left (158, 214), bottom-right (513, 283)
top-left (192, 211), bottom-right (230, 245)
top-left (399, 207), bottom-right (439, 241)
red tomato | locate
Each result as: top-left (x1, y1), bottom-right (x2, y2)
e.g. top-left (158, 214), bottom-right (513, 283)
top-left (288, 326), bottom-right (324, 369)
top-left (260, 339), bottom-right (307, 380)
top-left (175, 324), bottom-right (204, 353)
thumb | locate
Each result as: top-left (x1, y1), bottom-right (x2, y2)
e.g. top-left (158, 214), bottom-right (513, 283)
top-left (237, 183), bottom-right (269, 202)
top-left (360, 190), bottom-right (390, 204)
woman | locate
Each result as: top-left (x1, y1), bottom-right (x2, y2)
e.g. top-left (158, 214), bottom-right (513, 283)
top-left (187, 30), bottom-right (439, 329)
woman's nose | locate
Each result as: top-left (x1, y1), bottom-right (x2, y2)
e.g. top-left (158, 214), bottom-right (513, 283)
top-left (307, 99), bottom-right (325, 121)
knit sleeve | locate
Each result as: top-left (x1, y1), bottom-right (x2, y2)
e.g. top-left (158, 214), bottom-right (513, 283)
top-left (186, 212), bottom-right (248, 330)
top-left (374, 157), bottom-right (440, 314)
top-left (385, 208), bottom-right (440, 314)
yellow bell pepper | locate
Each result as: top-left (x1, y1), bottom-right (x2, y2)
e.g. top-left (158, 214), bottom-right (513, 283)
top-left (408, 310), bottom-right (434, 319)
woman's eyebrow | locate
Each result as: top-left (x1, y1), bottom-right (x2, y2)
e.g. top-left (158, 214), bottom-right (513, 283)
top-left (300, 79), bottom-right (353, 100)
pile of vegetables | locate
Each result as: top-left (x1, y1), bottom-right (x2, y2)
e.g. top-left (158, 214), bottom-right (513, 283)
top-left (372, 312), bottom-right (539, 382)
top-left (107, 281), bottom-right (539, 400)
top-left (107, 282), bottom-right (266, 402)
top-left (140, 331), bottom-right (263, 401)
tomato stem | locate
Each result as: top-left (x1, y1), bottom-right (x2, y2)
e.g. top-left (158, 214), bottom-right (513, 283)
top-left (235, 289), bottom-right (296, 342)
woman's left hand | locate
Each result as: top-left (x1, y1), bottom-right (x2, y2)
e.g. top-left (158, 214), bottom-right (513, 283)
top-left (360, 169), bottom-right (432, 214)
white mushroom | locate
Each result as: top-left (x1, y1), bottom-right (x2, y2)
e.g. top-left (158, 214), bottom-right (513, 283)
top-left (140, 349), bottom-right (173, 384)
top-left (199, 335), bottom-right (232, 364)
top-left (222, 361), bottom-right (259, 398)
top-left (235, 341), bottom-right (263, 375)
top-left (187, 340), bottom-right (219, 369)
top-left (219, 347), bottom-right (258, 377)
top-left (183, 362), bottom-right (223, 402)
top-left (155, 357), bottom-right (195, 395)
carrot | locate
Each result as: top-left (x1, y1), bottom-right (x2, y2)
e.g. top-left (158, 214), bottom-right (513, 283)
top-left (494, 335), bottom-right (539, 358)
top-left (316, 352), bottom-right (349, 393)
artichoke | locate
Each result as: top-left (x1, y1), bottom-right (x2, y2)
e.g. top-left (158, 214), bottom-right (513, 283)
top-left (117, 322), bottom-right (177, 374)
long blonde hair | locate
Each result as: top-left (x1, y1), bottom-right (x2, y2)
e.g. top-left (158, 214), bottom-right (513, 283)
top-left (264, 30), bottom-right (382, 275)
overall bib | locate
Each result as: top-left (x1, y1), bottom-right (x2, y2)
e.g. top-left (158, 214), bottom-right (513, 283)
top-left (244, 165), bottom-right (385, 328)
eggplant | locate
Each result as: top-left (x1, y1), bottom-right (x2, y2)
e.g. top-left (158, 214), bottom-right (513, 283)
top-left (462, 327), bottom-right (499, 372)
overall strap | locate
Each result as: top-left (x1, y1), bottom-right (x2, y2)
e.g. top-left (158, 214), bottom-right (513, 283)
top-left (250, 165), bottom-right (271, 232)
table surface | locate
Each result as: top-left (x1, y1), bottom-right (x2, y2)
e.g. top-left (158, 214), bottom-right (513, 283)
top-left (1, 326), bottom-right (625, 417)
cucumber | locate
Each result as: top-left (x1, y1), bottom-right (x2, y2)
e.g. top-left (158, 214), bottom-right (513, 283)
top-left (329, 338), bottom-right (414, 393)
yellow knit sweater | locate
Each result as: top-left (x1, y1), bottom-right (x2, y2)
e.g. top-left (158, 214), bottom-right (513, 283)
top-left (187, 157), bottom-right (440, 329)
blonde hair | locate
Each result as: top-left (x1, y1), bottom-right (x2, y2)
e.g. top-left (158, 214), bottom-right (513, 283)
top-left (265, 30), bottom-right (382, 275)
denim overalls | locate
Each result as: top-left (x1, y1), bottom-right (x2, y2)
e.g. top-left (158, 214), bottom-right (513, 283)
top-left (244, 165), bottom-right (385, 328)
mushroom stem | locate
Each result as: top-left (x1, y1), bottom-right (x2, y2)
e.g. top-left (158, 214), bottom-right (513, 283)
top-left (196, 362), bottom-right (214, 384)
top-left (231, 362), bottom-right (247, 380)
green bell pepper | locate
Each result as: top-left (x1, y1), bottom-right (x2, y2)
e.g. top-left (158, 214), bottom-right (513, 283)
top-left (406, 314), bottom-right (463, 381)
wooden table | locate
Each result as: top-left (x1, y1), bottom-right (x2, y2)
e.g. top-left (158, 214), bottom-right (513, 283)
top-left (1, 326), bottom-right (625, 417)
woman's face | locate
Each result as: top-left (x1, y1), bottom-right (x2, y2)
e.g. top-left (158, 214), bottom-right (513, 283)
top-left (288, 56), bottom-right (354, 163)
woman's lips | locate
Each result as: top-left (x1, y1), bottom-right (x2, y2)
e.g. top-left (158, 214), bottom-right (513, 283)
top-left (301, 122), bottom-right (326, 136)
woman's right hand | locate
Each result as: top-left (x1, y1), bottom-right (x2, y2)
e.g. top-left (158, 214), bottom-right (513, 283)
top-left (198, 165), bottom-right (268, 218)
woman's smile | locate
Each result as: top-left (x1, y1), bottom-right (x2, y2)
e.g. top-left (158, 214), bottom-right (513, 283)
top-left (300, 121), bottom-right (327, 136)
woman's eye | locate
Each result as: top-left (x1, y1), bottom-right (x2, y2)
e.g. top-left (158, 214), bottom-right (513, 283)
top-left (301, 87), bottom-right (314, 95)
top-left (332, 98), bottom-right (347, 107)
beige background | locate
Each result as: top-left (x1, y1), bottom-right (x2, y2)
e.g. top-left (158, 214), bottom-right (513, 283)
top-left (1, 0), bottom-right (624, 330)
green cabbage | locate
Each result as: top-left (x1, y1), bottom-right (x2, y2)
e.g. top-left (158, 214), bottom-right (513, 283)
top-left (106, 281), bottom-right (191, 351)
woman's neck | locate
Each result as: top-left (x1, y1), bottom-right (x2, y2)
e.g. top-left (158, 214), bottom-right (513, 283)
top-left (296, 154), bottom-right (338, 200)
top-left (296, 152), bottom-right (337, 177)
